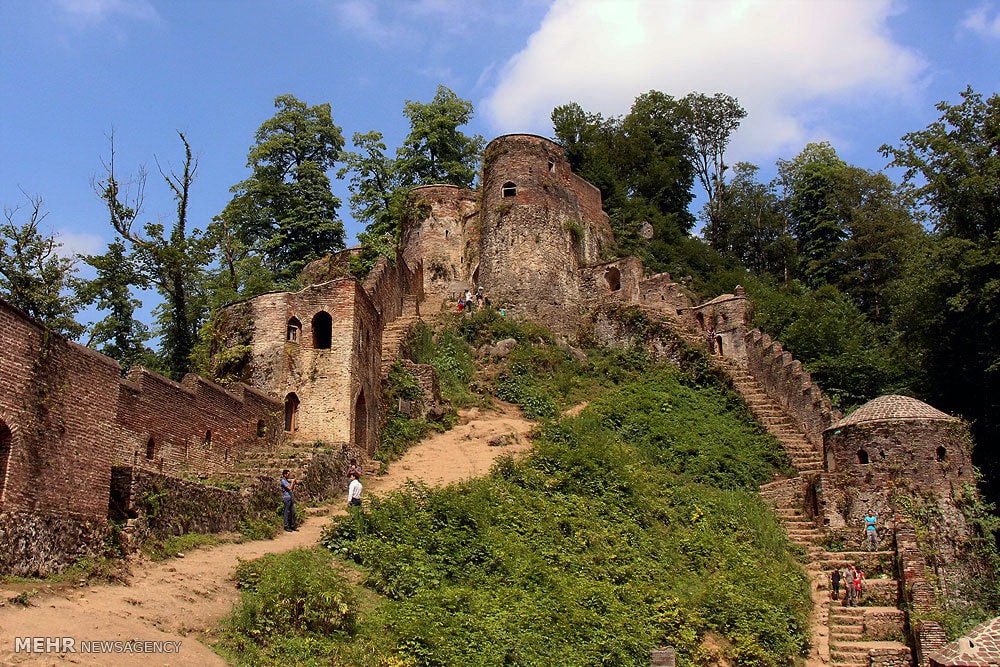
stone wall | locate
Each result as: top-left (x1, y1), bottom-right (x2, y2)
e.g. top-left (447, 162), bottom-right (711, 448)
top-left (0, 300), bottom-right (121, 521)
top-left (0, 510), bottom-right (113, 577)
top-left (685, 289), bottom-right (751, 358)
top-left (400, 185), bottom-right (479, 298)
top-left (897, 521), bottom-right (949, 666)
top-left (364, 251), bottom-right (423, 326)
top-left (580, 257), bottom-right (643, 310)
top-left (478, 134), bottom-right (613, 333)
top-left (115, 369), bottom-right (281, 476)
top-left (743, 328), bottom-right (842, 447)
top-left (639, 272), bottom-right (694, 313)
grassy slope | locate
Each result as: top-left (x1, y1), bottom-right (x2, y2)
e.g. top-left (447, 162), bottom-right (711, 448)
top-left (219, 312), bottom-right (810, 667)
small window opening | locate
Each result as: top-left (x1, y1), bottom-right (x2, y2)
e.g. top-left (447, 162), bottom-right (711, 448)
top-left (312, 311), bottom-right (332, 349)
top-left (445, 229), bottom-right (449, 239)
top-left (287, 317), bottom-right (301, 343)
top-left (257, 419), bottom-right (266, 438)
top-left (857, 449), bottom-right (870, 465)
top-left (0, 421), bottom-right (12, 501)
top-left (715, 335), bottom-right (724, 356)
top-left (936, 446), bottom-right (947, 462)
top-left (548, 160), bottom-right (555, 173)
top-left (146, 437), bottom-right (156, 461)
top-left (204, 429), bottom-right (212, 447)
top-left (604, 267), bottom-right (621, 292)
top-left (285, 393), bottom-right (300, 432)
top-left (501, 181), bottom-right (517, 198)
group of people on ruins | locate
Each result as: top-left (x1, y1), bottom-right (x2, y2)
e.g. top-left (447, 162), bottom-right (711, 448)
top-left (457, 285), bottom-right (503, 317)
top-left (831, 563), bottom-right (867, 606)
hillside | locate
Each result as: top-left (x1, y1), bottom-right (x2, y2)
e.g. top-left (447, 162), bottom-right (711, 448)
top-left (218, 311), bottom-right (812, 666)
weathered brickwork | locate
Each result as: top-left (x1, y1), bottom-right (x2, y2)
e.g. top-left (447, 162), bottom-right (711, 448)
top-left (929, 616), bottom-right (1000, 667)
top-left (0, 301), bottom-right (121, 521)
top-left (639, 272), bottom-right (695, 314)
top-left (478, 134), bottom-right (616, 333)
top-left (0, 299), bottom-right (289, 574)
top-left (742, 328), bottom-right (842, 447)
top-left (228, 279), bottom-right (380, 453)
top-left (400, 185), bottom-right (479, 299)
top-left (114, 369), bottom-right (281, 477)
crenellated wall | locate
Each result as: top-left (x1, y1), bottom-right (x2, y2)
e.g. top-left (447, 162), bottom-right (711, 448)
top-left (115, 369), bottom-right (281, 476)
top-left (742, 328), bottom-right (842, 447)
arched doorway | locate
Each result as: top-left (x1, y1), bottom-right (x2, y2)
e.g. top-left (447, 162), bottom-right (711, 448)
top-left (354, 389), bottom-right (368, 451)
top-left (715, 335), bottom-right (724, 356)
top-left (0, 420), bottom-right (12, 501)
top-left (312, 312), bottom-right (332, 349)
top-left (284, 393), bottom-right (300, 433)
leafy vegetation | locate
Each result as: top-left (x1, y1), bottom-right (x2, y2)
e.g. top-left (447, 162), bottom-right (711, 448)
top-left (222, 319), bottom-right (806, 666)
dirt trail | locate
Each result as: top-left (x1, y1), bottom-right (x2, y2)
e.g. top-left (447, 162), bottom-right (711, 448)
top-left (0, 402), bottom-right (534, 666)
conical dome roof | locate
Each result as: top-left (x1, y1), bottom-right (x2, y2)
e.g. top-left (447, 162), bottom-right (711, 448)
top-left (829, 395), bottom-right (954, 430)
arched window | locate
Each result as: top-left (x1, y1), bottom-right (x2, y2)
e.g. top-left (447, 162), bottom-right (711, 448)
top-left (0, 420), bottom-right (12, 501)
top-left (501, 181), bottom-right (517, 198)
top-left (312, 311), bottom-right (332, 349)
top-left (285, 393), bottom-right (300, 432)
top-left (604, 267), bottom-right (621, 292)
top-left (287, 317), bottom-right (301, 343)
top-left (146, 437), bottom-right (156, 461)
top-left (548, 160), bottom-right (556, 173)
top-left (936, 446), bottom-right (947, 462)
top-left (204, 429), bottom-right (212, 447)
top-left (857, 449), bottom-right (870, 465)
top-left (256, 419), bottom-right (266, 438)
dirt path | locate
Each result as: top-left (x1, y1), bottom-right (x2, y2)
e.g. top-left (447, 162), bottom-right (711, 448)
top-left (0, 402), bottom-right (534, 666)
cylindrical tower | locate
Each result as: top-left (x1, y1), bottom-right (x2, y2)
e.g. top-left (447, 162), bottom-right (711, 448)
top-left (400, 184), bottom-right (478, 299)
top-left (479, 134), bottom-right (611, 333)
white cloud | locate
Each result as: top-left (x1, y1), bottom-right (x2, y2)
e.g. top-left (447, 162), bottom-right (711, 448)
top-left (53, 229), bottom-right (107, 258)
top-left (53, 0), bottom-right (158, 24)
top-left (481, 0), bottom-right (925, 160)
top-left (961, 4), bottom-right (1000, 38)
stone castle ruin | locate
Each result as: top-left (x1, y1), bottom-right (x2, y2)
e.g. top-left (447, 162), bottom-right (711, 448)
top-left (0, 133), bottom-right (987, 665)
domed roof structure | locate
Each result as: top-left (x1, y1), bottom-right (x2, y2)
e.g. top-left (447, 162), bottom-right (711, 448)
top-left (829, 394), bottom-right (955, 430)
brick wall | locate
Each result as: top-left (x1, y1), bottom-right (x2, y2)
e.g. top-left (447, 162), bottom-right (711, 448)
top-left (0, 300), bottom-right (121, 520)
top-left (897, 521), bottom-right (948, 666)
top-left (580, 256), bottom-right (643, 309)
top-left (114, 369), bottom-right (281, 477)
top-left (743, 328), bottom-right (842, 447)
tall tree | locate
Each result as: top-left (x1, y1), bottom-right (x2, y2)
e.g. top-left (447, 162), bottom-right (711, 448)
top-left (396, 85), bottom-right (485, 188)
top-left (338, 130), bottom-right (407, 275)
top-left (881, 87), bottom-right (1000, 498)
top-left (709, 162), bottom-right (793, 279)
top-left (679, 92), bottom-right (747, 248)
top-left (220, 94), bottom-right (346, 283)
top-left (0, 191), bottom-right (86, 338)
top-left (776, 142), bottom-right (851, 287)
top-left (97, 132), bottom-right (211, 380)
top-left (80, 241), bottom-right (154, 372)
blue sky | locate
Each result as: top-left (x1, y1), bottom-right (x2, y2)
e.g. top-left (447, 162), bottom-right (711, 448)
top-left (2, 0), bottom-right (1000, 274)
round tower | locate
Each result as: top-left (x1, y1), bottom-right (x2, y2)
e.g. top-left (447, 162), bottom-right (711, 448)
top-left (400, 184), bottom-right (478, 298)
top-left (479, 134), bottom-right (610, 333)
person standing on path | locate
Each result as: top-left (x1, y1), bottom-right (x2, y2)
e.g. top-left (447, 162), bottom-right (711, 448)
top-left (281, 469), bottom-right (297, 531)
top-left (844, 566), bottom-right (856, 606)
top-left (347, 471), bottom-right (363, 507)
top-left (831, 568), bottom-right (841, 601)
top-left (864, 510), bottom-right (878, 551)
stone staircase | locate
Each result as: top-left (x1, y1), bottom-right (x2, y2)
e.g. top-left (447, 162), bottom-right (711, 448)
top-left (724, 359), bottom-right (912, 667)
top-left (381, 294), bottom-right (421, 378)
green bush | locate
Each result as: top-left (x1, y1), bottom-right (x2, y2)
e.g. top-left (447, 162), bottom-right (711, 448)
top-left (219, 549), bottom-right (357, 666)
top-left (313, 364), bottom-right (807, 666)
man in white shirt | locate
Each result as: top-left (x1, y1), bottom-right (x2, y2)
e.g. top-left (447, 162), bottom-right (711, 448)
top-left (347, 472), bottom-right (363, 507)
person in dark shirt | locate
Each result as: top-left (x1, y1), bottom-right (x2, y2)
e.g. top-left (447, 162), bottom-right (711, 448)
top-left (281, 469), bottom-right (297, 531)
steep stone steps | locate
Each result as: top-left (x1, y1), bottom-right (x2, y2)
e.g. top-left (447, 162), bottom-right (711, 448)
top-left (380, 295), bottom-right (422, 378)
